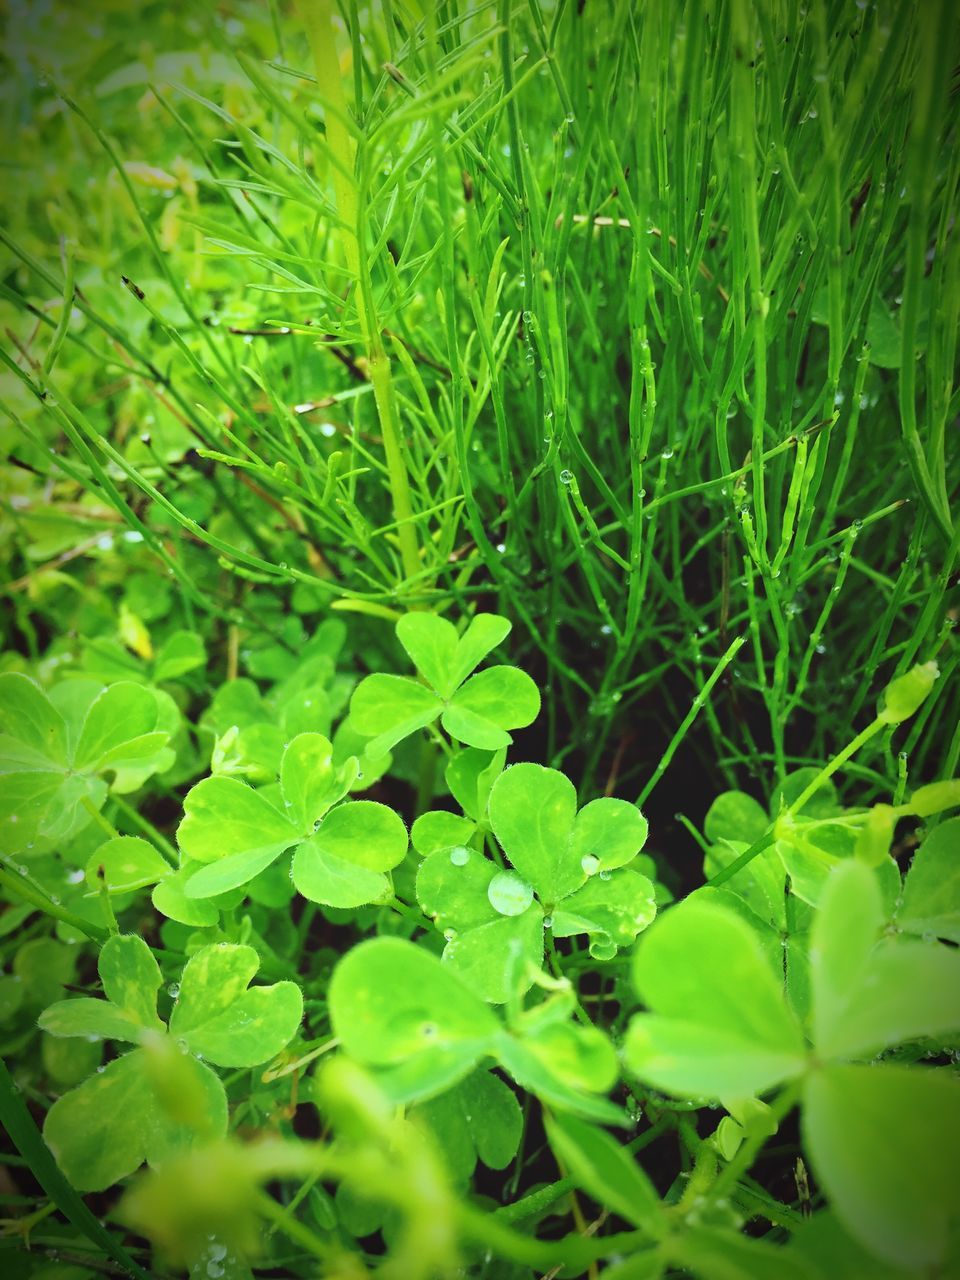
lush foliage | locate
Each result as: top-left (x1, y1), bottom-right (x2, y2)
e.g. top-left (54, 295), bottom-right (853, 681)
top-left (1, 1), bottom-right (958, 1278)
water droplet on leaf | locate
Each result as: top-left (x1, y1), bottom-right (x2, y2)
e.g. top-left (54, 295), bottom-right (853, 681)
top-left (488, 871), bottom-right (534, 916)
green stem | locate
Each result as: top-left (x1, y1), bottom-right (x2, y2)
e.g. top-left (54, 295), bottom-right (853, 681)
top-left (0, 867), bottom-right (107, 943)
top-left (636, 636), bottom-right (746, 808)
top-left (296, 0), bottom-right (421, 589)
top-left (109, 796), bottom-right (178, 866)
top-left (255, 1189), bottom-right (334, 1261)
top-left (80, 795), bottom-right (120, 841)
top-left (710, 714), bottom-right (886, 889)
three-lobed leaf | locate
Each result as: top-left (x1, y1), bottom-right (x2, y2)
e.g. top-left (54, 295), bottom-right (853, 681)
top-left (43, 1045), bottom-right (227, 1192)
top-left (626, 898), bottom-right (807, 1097)
top-left (349, 612), bottom-right (539, 757)
top-left (169, 943), bottom-right (303, 1068)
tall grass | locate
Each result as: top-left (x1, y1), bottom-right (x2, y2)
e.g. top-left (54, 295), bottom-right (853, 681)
top-left (1, 0), bottom-right (957, 810)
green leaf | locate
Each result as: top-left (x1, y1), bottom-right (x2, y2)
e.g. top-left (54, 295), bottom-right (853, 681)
top-left (446, 614), bottom-right (512, 690)
top-left (551, 868), bottom-right (657, 953)
top-left (348, 673), bottom-right (442, 757)
top-left (497, 1024), bottom-right (622, 1123)
top-left (898, 817), bottom-right (960, 943)
top-left (443, 907), bottom-right (544, 1004)
top-left (570, 797), bottom-right (649, 873)
top-left (98, 934), bottom-right (164, 1029)
top-left (168, 943), bottom-right (303, 1067)
top-left (42, 1047), bottom-right (227, 1192)
top-left (176, 770), bottom-right (301, 895)
top-left (864, 294), bottom-right (902, 368)
top-left (292, 800), bottom-right (408, 909)
top-left (184, 845), bottom-right (286, 898)
top-left (396, 613), bottom-right (459, 697)
top-left (626, 899), bottom-right (807, 1097)
top-left (488, 764), bottom-right (580, 903)
top-left (371, 1043), bottom-right (488, 1107)
top-left (328, 936), bottom-right (500, 1068)
top-left (292, 837), bottom-right (388, 909)
top-left (153, 630), bottom-right (206, 682)
top-left (705, 791), bottom-right (769, 845)
top-left (802, 1064), bottom-right (960, 1269)
top-left (774, 832), bottom-right (842, 908)
top-left (445, 746), bottom-right (506, 821)
top-left (0, 1059), bottom-right (150, 1278)
top-left (810, 860), bottom-right (883, 1055)
top-left (463, 1068), bottom-right (523, 1169)
top-left (545, 1110), bottom-right (663, 1233)
top-left (819, 939), bottom-right (960, 1060)
top-left (410, 809), bottom-right (475, 858)
top-left (414, 1068), bottom-right (521, 1183)
top-left (14, 938), bottom-right (77, 1009)
top-left (668, 1228), bottom-right (818, 1280)
top-left (771, 770), bottom-right (840, 819)
top-left (705, 840), bottom-right (787, 931)
top-left (443, 667), bottom-right (540, 749)
top-left (72, 682), bottom-right (160, 771)
top-left (313, 800), bottom-right (408, 872)
top-left (416, 846), bottom-right (499, 932)
top-left (450, 611), bottom-right (514, 691)
top-left (42, 1029), bottom-right (102, 1087)
top-left (279, 733), bottom-right (352, 831)
top-left (85, 836), bottom-right (170, 894)
top-left (39, 997), bottom-right (143, 1044)
top-left (787, 1210), bottom-right (922, 1280)
top-left (152, 867), bottom-right (221, 926)
top-left (0, 672), bottom-right (67, 762)
top-left (178, 774), bottom-right (300, 866)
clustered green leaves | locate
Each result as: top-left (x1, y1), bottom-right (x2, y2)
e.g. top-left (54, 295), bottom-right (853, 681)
top-left (0, 607), bottom-right (956, 1280)
top-left (1, 0), bottom-right (959, 1276)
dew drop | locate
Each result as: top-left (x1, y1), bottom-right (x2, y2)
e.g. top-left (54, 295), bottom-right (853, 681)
top-left (488, 871), bottom-right (534, 916)
top-left (559, 469), bottom-right (573, 485)
top-left (449, 846), bottom-right (470, 866)
top-left (581, 854), bottom-right (600, 877)
top-left (167, 983), bottom-right (180, 999)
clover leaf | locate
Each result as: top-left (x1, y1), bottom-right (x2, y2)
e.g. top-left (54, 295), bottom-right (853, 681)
top-left (624, 860), bottom-right (960, 1269)
top-left (415, 763), bottom-right (653, 1002)
top-left (412, 1068), bottom-right (522, 1184)
top-left (174, 731), bottom-right (405, 906)
top-left (348, 613), bottom-right (540, 757)
top-left (38, 934), bottom-right (302, 1190)
top-left (328, 936), bottom-right (621, 1122)
top-left (42, 1042), bottom-right (228, 1193)
top-left (896, 816), bottom-right (960, 943)
top-left (0, 673), bottom-right (173, 854)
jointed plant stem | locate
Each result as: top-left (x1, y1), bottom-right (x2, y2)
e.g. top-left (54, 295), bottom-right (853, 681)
top-left (297, 0), bottom-right (421, 590)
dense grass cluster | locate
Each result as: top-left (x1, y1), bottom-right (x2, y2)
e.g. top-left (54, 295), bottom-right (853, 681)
top-left (0, 1), bottom-right (958, 1278)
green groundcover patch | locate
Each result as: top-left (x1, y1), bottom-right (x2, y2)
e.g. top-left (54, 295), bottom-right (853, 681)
top-left (0, 2), bottom-right (958, 1278)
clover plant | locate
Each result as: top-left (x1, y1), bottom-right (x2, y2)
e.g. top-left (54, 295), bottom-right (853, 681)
top-left (415, 760), bottom-right (655, 1001)
top-left (349, 613), bottom-right (540, 756)
top-left (2, 1), bottom-right (959, 1275)
top-left (0, 673), bottom-right (173, 853)
top-left (38, 934), bottom-right (302, 1190)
